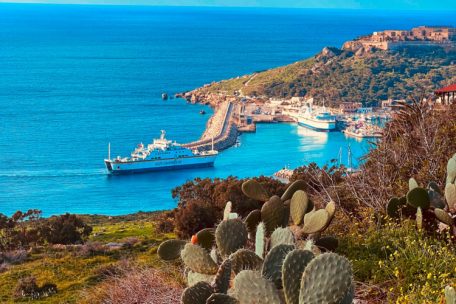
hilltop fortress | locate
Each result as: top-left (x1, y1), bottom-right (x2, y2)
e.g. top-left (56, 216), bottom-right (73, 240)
top-left (343, 26), bottom-right (456, 51)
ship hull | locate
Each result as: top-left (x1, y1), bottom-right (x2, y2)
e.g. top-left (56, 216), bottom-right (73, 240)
top-left (298, 118), bottom-right (336, 131)
top-left (105, 155), bottom-right (216, 175)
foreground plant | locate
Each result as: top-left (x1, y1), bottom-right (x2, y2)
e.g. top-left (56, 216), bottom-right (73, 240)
top-left (158, 180), bottom-right (353, 304)
top-left (386, 153), bottom-right (456, 237)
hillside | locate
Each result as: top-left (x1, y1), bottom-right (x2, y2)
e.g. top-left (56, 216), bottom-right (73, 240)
top-left (194, 45), bottom-right (456, 106)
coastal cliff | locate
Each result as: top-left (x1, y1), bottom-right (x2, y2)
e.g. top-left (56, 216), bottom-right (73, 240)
top-left (183, 44), bottom-right (456, 106)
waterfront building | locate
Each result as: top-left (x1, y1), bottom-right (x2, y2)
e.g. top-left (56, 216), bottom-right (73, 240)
top-left (340, 102), bottom-right (362, 113)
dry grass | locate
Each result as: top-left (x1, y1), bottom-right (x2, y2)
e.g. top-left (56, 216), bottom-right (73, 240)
top-left (83, 267), bottom-right (183, 304)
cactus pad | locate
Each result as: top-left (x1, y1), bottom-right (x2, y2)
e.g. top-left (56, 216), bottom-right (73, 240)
top-left (157, 239), bottom-right (186, 261)
top-left (428, 189), bottom-right (446, 209)
top-left (181, 281), bottom-right (213, 304)
top-left (244, 209), bottom-right (261, 237)
top-left (416, 207), bottom-right (423, 230)
top-left (230, 249), bottom-right (263, 274)
top-left (187, 271), bottom-right (215, 286)
top-left (181, 243), bottom-right (218, 274)
top-left (255, 222), bottom-right (266, 258)
top-left (233, 270), bottom-right (281, 304)
top-left (212, 258), bottom-right (232, 294)
top-left (387, 197), bottom-right (404, 218)
top-left (302, 209), bottom-right (330, 234)
top-left (434, 208), bottom-right (454, 226)
top-left (281, 179), bottom-right (306, 201)
top-left (196, 228), bottom-right (216, 251)
top-left (223, 201), bottom-right (232, 220)
top-left (406, 187), bottom-right (430, 209)
top-left (445, 285), bottom-right (456, 304)
top-left (290, 190), bottom-right (308, 225)
top-left (282, 201), bottom-right (291, 227)
top-left (261, 195), bottom-right (285, 235)
top-left (261, 244), bottom-right (295, 289)
top-left (215, 219), bottom-right (248, 257)
top-left (315, 236), bottom-right (339, 252)
top-left (299, 253), bottom-right (353, 304)
top-left (445, 183), bottom-right (456, 211)
top-left (409, 177), bottom-right (419, 190)
top-left (447, 157), bottom-right (456, 184)
top-left (206, 293), bottom-right (239, 304)
top-left (282, 249), bottom-right (314, 304)
top-left (270, 227), bottom-right (295, 248)
top-left (242, 179), bottom-right (269, 201)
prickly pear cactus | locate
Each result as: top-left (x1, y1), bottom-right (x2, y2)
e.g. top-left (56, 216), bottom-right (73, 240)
top-left (230, 248), bottom-right (263, 274)
top-left (181, 243), bottom-right (218, 274)
top-left (302, 209), bottom-right (330, 234)
top-left (233, 270), bottom-right (281, 304)
top-left (212, 258), bottom-right (232, 294)
top-left (215, 219), bottom-right (248, 257)
top-left (242, 179), bottom-right (269, 201)
top-left (299, 252), bottom-right (353, 304)
top-left (181, 281), bottom-right (213, 304)
top-left (409, 177), bottom-right (419, 190)
top-left (447, 156), bottom-right (456, 184)
top-left (270, 227), bottom-right (295, 248)
top-left (206, 293), bottom-right (239, 304)
top-left (416, 207), bottom-right (423, 230)
top-left (315, 236), bottom-right (339, 252)
top-left (261, 244), bottom-right (294, 289)
top-left (196, 228), bottom-right (215, 251)
top-left (435, 208), bottom-right (454, 226)
top-left (187, 271), bottom-right (215, 286)
top-left (261, 195), bottom-right (285, 235)
top-left (223, 201), bottom-right (233, 220)
top-left (445, 183), bottom-right (456, 211)
top-left (244, 209), bottom-right (261, 237)
top-left (281, 179), bottom-right (306, 201)
top-left (445, 285), bottom-right (456, 304)
top-left (290, 190), bottom-right (308, 225)
top-left (255, 222), bottom-right (266, 258)
top-left (282, 249), bottom-right (314, 304)
top-left (157, 239), bottom-right (186, 260)
top-left (406, 187), bottom-right (430, 209)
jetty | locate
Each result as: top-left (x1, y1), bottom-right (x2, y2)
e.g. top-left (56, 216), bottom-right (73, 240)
top-left (183, 101), bottom-right (238, 152)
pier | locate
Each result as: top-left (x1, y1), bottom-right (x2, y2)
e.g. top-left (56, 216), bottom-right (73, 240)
top-left (183, 101), bottom-right (238, 152)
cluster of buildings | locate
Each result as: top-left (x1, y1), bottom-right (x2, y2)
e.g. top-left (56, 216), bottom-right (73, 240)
top-left (343, 26), bottom-right (456, 51)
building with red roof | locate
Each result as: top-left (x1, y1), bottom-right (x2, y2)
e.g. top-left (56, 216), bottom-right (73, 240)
top-left (435, 84), bottom-right (456, 105)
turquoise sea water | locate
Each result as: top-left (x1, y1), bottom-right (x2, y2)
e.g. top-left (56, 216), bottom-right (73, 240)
top-left (1, 4), bottom-right (455, 216)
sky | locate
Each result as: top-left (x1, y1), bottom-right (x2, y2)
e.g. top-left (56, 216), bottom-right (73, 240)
top-left (0, 0), bottom-right (455, 10)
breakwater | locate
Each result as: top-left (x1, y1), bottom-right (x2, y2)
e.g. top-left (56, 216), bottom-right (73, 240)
top-left (183, 101), bottom-right (239, 152)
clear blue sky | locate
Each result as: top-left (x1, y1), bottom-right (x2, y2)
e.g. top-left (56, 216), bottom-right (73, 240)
top-left (1, 0), bottom-right (455, 10)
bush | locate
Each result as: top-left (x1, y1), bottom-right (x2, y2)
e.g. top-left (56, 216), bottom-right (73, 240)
top-left (84, 267), bottom-right (182, 304)
top-left (13, 276), bottom-right (57, 300)
top-left (169, 176), bottom-right (286, 238)
top-left (332, 209), bottom-right (456, 303)
top-left (39, 213), bottom-right (92, 245)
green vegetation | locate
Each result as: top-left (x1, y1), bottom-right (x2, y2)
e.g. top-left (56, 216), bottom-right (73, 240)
top-left (0, 213), bottom-right (181, 303)
top-left (199, 46), bottom-right (456, 106)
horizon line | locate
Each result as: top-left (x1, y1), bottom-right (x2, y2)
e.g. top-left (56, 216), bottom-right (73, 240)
top-left (1, 2), bottom-right (456, 11)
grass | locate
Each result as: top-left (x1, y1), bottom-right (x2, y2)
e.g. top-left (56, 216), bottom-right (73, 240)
top-left (0, 212), bottom-right (181, 304)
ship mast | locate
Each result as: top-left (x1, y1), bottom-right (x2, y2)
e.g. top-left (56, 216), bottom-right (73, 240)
top-left (347, 144), bottom-right (352, 171)
top-left (108, 142), bottom-right (111, 160)
top-left (211, 136), bottom-right (214, 151)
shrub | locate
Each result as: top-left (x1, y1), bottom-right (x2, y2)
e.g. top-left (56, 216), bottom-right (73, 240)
top-left (38, 213), bottom-right (92, 245)
top-left (84, 267), bottom-right (183, 304)
top-left (170, 176), bottom-right (286, 238)
top-left (332, 209), bottom-right (456, 303)
top-left (13, 276), bottom-right (57, 300)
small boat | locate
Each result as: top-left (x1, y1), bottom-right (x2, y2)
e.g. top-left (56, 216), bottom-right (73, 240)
top-left (162, 93), bottom-right (168, 100)
top-left (199, 110), bottom-right (206, 115)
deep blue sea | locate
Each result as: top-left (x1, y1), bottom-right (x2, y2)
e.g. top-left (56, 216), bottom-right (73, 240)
top-left (0, 4), bottom-right (455, 216)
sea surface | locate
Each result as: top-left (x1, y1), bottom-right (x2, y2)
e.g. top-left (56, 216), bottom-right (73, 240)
top-left (1, 4), bottom-right (455, 216)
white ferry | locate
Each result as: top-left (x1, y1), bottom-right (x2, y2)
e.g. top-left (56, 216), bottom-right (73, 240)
top-left (104, 131), bottom-right (218, 174)
top-left (297, 103), bottom-right (337, 131)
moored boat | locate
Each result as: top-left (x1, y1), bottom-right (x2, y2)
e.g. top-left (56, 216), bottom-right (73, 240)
top-left (104, 130), bottom-right (218, 174)
top-left (297, 102), bottom-right (337, 131)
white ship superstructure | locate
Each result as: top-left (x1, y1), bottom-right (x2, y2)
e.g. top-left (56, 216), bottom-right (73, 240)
top-left (297, 100), bottom-right (337, 131)
top-left (104, 130), bottom-right (217, 174)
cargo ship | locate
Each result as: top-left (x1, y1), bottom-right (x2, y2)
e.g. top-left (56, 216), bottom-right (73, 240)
top-left (297, 103), bottom-right (337, 131)
top-left (104, 130), bottom-right (217, 174)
